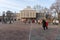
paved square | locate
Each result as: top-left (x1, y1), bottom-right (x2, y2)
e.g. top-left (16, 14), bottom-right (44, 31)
top-left (0, 21), bottom-right (59, 40)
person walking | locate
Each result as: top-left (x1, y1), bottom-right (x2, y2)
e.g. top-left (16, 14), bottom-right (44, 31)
top-left (32, 19), bottom-right (35, 23)
top-left (42, 19), bottom-right (46, 30)
top-left (46, 20), bottom-right (48, 29)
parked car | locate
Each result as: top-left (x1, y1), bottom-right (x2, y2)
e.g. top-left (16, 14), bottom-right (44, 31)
top-left (53, 20), bottom-right (59, 25)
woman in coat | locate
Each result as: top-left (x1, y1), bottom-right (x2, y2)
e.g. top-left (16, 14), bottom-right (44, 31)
top-left (42, 19), bottom-right (46, 30)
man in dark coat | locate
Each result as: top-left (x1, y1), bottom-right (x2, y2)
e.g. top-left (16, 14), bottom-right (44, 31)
top-left (42, 19), bottom-right (46, 30)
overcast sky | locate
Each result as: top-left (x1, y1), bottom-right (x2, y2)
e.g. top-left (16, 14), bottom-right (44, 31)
top-left (0, 0), bottom-right (55, 16)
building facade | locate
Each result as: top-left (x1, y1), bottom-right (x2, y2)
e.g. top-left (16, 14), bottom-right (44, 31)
top-left (16, 13), bottom-right (20, 20)
top-left (20, 6), bottom-right (36, 20)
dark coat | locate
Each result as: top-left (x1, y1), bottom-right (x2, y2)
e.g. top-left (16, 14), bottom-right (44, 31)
top-left (42, 20), bottom-right (46, 27)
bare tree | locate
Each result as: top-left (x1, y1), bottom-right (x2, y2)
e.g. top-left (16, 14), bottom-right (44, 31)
top-left (6, 11), bottom-right (13, 24)
top-left (50, 0), bottom-right (60, 21)
top-left (34, 5), bottom-right (43, 13)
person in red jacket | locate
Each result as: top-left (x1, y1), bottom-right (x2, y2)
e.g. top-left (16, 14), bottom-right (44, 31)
top-left (32, 19), bottom-right (35, 23)
top-left (46, 20), bottom-right (48, 29)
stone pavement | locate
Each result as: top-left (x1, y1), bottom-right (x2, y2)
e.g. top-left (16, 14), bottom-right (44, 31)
top-left (0, 22), bottom-right (30, 40)
top-left (0, 21), bottom-right (59, 40)
top-left (30, 24), bottom-right (59, 40)
top-left (56, 24), bottom-right (60, 40)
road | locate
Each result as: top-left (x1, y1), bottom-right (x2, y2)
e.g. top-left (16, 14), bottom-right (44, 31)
top-left (0, 21), bottom-right (59, 40)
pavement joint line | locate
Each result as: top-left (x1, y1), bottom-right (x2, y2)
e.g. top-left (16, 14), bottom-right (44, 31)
top-left (29, 23), bottom-right (32, 40)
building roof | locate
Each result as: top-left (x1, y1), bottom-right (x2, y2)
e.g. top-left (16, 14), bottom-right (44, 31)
top-left (23, 6), bottom-right (35, 10)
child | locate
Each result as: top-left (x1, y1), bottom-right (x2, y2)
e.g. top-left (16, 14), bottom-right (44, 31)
top-left (46, 20), bottom-right (48, 29)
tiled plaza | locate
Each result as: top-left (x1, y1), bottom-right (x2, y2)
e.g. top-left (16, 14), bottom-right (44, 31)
top-left (0, 21), bottom-right (59, 40)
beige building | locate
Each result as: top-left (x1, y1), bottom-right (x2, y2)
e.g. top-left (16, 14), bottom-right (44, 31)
top-left (16, 13), bottom-right (21, 20)
top-left (20, 6), bottom-right (36, 19)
